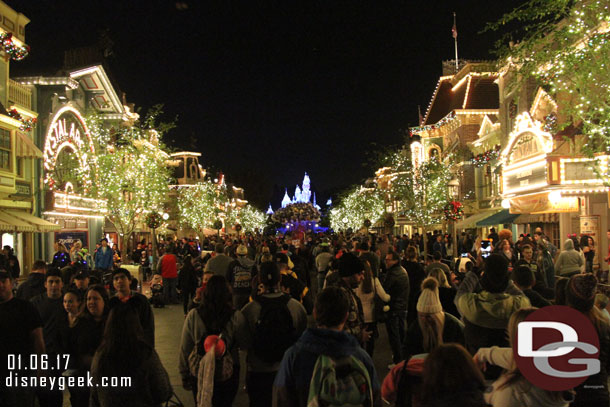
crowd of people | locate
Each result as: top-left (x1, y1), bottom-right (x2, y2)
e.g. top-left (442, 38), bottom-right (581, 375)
top-left (0, 226), bottom-right (609, 407)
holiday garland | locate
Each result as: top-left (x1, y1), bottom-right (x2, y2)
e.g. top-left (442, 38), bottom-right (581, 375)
top-left (543, 113), bottom-right (558, 133)
top-left (444, 201), bottom-right (464, 221)
top-left (145, 211), bottom-right (162, 229)
top-left (0, 32), bottom-right (29, 61)
top-left (7, 109), bottom-right (37, 132)
top-left (410, 111), bottom-right (457, 135)
top-left (470, 145), bottom-right (501, 167)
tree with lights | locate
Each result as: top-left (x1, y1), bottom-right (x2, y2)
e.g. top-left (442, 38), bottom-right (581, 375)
top-left (487, 0), bottom-right (610, 156)
top-left (231, 204), bottom-right (267, 233)
top-left (329, 185), bottom-right (385, 232)
top-left (389, 148), bottom-right (455, 255)
top-left (88, 107), bottom-right (174, 252)
top-left (177, 180), bottom-right (228, 240)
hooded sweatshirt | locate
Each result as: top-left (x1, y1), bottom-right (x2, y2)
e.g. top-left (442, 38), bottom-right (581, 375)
top-left (476, 347), bottom-right (573, 407)
top-left (554, 239), bottom-right (583, 277)
top-left (273, 328), bottom-right (381, 407)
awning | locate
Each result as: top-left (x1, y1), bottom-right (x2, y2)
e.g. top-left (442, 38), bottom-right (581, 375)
top-left (15, 131), bottom-right (43, 158)
top-left (476, 209), bottom-right (520, 227)
top-left (514, 213), bottom-right (559, 224)
top-left (455, 210), bottom-right (502, 229)
top-left (0, 211), bottom-right (36, 232)
top-left (4, 210), bottom-right (60, 232)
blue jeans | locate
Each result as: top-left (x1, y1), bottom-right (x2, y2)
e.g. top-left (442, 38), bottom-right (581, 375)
top-left (385, 311), bottom-right (407, 363)
top-left (163, 277), bottom-right (178, 303)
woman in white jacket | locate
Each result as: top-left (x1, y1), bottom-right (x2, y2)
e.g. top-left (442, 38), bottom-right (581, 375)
top-left (354, 259), bottom-right (390, 357)
top-left (474, 308), bottom-right (574, 407)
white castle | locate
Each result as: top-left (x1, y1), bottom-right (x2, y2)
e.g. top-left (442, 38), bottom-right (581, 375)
top-left (267, 173), bottom-right (323, 214)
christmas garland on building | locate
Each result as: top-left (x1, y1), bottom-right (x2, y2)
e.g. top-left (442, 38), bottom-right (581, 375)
top-left (470, 145), bottom-right (501, 167)
top-left (145, 211), bottom-right (162, 229)
top-left (7, 109), bottom-right (37, 132)
top-left (0, 32), bottom-right (29, 61)
top-left (444, 201), bottom-right (464, 221)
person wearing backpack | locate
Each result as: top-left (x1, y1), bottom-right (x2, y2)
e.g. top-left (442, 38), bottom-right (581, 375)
top-left (273, 286), bottom-right (381, 407)
top-left (238, 261), bottom-right (307, 407)
top-left (179, 275), bottom-right (244, 406)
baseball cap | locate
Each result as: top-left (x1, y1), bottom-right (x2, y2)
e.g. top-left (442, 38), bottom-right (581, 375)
top-left (74, 271), bottom-right (89, 280)
top-left (112, 268), bottom-right (132, 280)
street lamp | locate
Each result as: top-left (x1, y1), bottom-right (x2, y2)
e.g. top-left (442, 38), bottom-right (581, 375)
top-left (448, 178), bottom-right (460, 259)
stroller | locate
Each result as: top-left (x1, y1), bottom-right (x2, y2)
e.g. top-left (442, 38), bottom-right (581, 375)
top-left (150, 274), bottom-right (165, 308)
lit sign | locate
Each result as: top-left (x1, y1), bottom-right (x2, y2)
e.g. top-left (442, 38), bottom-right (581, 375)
top-left (43, 106), bottom-right (95, 192)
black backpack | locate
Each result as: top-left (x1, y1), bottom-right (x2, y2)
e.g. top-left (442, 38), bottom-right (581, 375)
top-left (252, 294), bottom-right (296, 363)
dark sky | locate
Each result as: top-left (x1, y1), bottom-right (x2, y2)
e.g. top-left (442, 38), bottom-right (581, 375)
top-left (11, 0), bottom-right (525, 209)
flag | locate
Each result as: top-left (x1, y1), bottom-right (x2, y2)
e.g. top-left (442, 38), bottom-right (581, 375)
top-left (452, 22), bottom-right (457, 39)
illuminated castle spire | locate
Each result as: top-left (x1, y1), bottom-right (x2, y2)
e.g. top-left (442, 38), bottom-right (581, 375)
top-left (281, 189), bottom-right (291, 208)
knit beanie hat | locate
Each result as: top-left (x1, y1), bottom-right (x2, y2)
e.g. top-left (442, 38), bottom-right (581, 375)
top-left (567, 274), bottom-right (597, 312)
top-left (481, 253), bottom-right (509, 293)
top-left (417, 277), bottom-right (443, 314)
top-left (338, 252), bottom-right (364, 277)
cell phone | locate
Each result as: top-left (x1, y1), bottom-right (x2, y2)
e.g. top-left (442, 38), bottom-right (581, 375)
top-left (481, 240), bottom-right (492, 258)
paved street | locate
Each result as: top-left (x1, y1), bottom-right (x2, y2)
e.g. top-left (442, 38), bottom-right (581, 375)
top-left (154, 301), bottom-right (394, 407)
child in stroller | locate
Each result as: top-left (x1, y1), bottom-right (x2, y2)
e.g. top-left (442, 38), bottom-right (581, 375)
top-left (150, 274), bottom-right (164, 308)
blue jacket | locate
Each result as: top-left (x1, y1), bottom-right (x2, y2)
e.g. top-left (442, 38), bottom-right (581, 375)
top-left (94, 246), bottom-right (114, 270)
top-left (273, 328), bottom-right (381, 407)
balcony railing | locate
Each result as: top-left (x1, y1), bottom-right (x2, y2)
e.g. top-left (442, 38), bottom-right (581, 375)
top-left (8, 79), bottom-right (31, 110)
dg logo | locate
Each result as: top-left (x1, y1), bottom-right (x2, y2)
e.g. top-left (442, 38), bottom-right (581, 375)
top-left (514, 305), bottom-right (601, 391)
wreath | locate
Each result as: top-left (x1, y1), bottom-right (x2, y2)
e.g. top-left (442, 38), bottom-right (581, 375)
top-left (444, 201), bottom-right (464, 221)
top-left (145, 212), bottom-right (162, 229)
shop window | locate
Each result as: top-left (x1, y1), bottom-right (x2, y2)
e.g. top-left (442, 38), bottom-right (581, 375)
top-left (0, 129), bottom-right (11, 171)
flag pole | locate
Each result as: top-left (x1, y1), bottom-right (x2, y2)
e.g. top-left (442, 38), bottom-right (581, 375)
top-left (453, 12), bottom-right (459, 72)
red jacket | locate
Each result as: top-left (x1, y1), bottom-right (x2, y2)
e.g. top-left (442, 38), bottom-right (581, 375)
top-left (160, 254), bottom-right (178, 278)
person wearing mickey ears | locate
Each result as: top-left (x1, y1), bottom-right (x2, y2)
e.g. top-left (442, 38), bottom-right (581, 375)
top-left (108, 268), bottom-right (155, 347)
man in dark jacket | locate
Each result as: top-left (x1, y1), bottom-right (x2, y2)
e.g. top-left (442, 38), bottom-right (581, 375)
top-left (16, 260), bottom-right (47, 300)
top-left (30, 268), bottom-right (65, 407)
top-left (108, 268), bottom-right (155, 347)
top-left (382, 250), bottom-right (410, 365)
top-left (273, 286), bottom-right (381, 407)
top-left (324, 252), bottom-right (370, 345)
top-left (512, 265), bottom-right (552, 308)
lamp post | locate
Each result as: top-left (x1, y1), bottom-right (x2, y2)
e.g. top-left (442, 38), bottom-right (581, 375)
top-left (448, 178), bottom-right (460, 259)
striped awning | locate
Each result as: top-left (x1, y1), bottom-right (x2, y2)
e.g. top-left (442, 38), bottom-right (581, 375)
top-left (4, 210), bottom-right (60, 232)
top-left (514, 213), bottom-right (560, 224)
top-left (455, 210), bottom-right (502, 229)
top-left (15, 131), bottom-right (43, 158)
top-left (0, 211), bottom-right (36, 232)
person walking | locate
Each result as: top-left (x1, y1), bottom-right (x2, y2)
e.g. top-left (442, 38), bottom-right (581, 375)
top-left (554, 238), bottom-right (584, 278)
top-left (16, 260), bottom-right (47, 300)
top-left (158, 246), bottom-right (179, 304)
top-left (178, 254), bottom-right (199, 315)
top-left (354, 260), bottom-right (390, 356)
top-left (90, 303), bottom-right (172, 407)
top-left (239, 261), bottom-right (307, 407)
top-left (179, 275), bottom-right (243, 406)
top-left (94, 238), bottom-right (114, 271)
top-left (108, 268), bottom-right (155, 347)
top-left (382, 250), bottom-right (410, 366)
top-left (273, 286), bottom-right (382, 407)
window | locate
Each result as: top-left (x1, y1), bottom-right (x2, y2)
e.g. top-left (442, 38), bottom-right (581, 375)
top-left (0, 129), bottom-right (11, 171)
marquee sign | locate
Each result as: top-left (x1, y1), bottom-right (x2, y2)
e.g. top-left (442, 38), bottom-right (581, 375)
top-left (43, 106), bottom-right (95, 192)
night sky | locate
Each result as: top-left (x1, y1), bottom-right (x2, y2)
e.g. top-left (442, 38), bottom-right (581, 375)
top-left (10, 0), bottom-right (525, 209)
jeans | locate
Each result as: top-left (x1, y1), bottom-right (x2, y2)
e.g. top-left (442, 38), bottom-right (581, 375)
top-left (246, 371), bottom-right (277, 407)
top-left (385, 311), bottom-right (407, 363)
top-left (163, 277), bottom-right (178, 303)
top-left (364, 322), bottom-right (378, 357)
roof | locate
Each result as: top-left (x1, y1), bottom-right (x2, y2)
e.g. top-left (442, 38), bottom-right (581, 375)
top-left (424, 74), bottom-right (499, 125)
